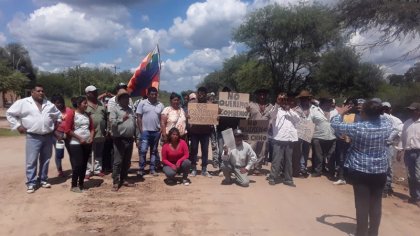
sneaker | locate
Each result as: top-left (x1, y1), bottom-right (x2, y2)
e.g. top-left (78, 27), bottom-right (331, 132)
top-left (191, 169), bottom-right (197, 177)
top-left (150, 170), bottom-right (159, 177)
top-left (182, 179), bottom-right (190, 186)
top-left (137, 170), bottom-right (145, 177)
top-left (70, 187), bottom-right (83, 193)
top-left (333, 179), bottom-right (346, 185)
top-left (268, 178), bottom-right (276, 185)
top-left (41, 182), bottom-right (51, 188)
top-left (26, 185), bottom-right (35, 194)
top-left (201, 170), bottom-right (208, 177)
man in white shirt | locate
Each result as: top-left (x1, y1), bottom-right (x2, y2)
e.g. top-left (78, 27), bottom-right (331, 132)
top-left (267, 93), bottom-right (300, 187)
top-left (221, 129), bottom-right (257, 187)
top-left (6, 84), bottom-right (60, 193)
top-left (309, 98), bottom-right (336, 177)
top-left (398, 102), bottom-right (420, 207)
top-left (381, 102), bottom-right (403, 197)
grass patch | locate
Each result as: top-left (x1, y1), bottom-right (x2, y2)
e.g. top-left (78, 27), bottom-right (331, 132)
top-left (0, 128), bottom-right (20, 137)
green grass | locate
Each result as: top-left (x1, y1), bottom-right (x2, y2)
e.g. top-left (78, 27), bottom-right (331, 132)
top-left (0, 128), bottom-right (20, 137)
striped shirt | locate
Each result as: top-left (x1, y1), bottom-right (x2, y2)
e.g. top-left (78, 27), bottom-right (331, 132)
top-left (331, 115), bottom-right (392, 174)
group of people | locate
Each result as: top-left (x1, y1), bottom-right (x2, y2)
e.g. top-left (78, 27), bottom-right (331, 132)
top-left (6, 83), bottom-right (420, 236)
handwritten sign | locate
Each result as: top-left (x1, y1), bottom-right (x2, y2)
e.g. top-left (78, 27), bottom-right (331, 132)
top-left (222, 128), bottom-right (236, 150)
top-left (188, 103), bottom-right (219, 125)
top-left (296, 120), bottom-right (315, 143)
top-left (239, 119), bottom-right (269, 142)
top-left (218, 92), bottom-right (249, 118)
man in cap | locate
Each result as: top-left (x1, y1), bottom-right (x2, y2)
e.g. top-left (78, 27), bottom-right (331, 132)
top-left (293, 90), bottom-right (313, 176)
top-left (6, 84), bottom-right (61, 193)
top-left (381, 101), bottom-right (403, 197)
top-left (397, 102), bottom-right (420, 207)
top-left (109, 88), bottom-right (137, 191)
top-left (221, 129), bottom-right (258, 187)
top-left (85, 85), bottom-right (107, 178)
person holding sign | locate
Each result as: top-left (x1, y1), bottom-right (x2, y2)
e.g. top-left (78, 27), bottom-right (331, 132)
top-left (188, 87), bottom-right (214, 177)
top-left (221, 129), bottom-right (257, 187)
top-left (246, 88), bottom-right (273, 173)
top-left (267, 93), bottom-right (300, 187)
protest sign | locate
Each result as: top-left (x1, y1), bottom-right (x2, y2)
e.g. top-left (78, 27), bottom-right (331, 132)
top-left (239, 119), bottom-right (269, 142)
top-left (296, 120), bottom-right (315, 143)
top-left (222, 128), bottom-right (236, 150)
top-left (218, 92), bottom-right (249, 118)
top-left (188, 103), bottom-right (219, 125)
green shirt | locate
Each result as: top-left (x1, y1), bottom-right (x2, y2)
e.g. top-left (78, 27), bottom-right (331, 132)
top-left (86, 101), bottom-right (107, 140)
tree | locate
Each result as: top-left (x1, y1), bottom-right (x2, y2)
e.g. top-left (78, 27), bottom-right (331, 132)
top-left (234, 3), bottom-right (341, 93)
top-left (4, 43), bottom-right (36, 83)
top-left (0, 60), bottom-right (29, 103)
top-left (404, 62), bottom-right (420, 83)
top-left (387, 74), bottom-right (406, 86)
top-left (312, 46), bottom-right (384, 98)
top-left (337, 0), bottom-right (420, 59)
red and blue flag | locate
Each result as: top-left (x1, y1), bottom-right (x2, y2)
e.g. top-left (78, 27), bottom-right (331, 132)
top-left (127, 45), bottom-right (160, 97)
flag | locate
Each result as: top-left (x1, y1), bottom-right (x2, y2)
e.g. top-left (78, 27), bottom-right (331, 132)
top-left (127, 45), bottom-right (161, 97)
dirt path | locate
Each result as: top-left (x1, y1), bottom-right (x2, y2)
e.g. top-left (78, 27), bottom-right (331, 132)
top-left (0, 136), bottom-right (419, 236)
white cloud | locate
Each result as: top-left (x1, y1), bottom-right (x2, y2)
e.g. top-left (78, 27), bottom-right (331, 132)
top-left (141, 15), bottom-right (149, 22)
top-left (169, 0), bottom-right (248, 49)
top-left (7, 3), bottom-right (125, 69)
top-left (160, 42), bottom-right (239, 92)
top-left (349, 30), bottom-right (419, 74)
top-left (0, 32), bottom-right (6, 46)
top-left (126, 27), bottom-right (175, 58)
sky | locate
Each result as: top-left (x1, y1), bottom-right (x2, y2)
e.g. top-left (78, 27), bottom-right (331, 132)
top-left (0, 0), bottom-right (418, 92)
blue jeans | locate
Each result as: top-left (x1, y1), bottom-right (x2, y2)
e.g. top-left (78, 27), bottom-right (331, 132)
top-left (138, 131), bottom-right (160, 171)
top-left (26, 133), bottom-right (53, 186)
top-left (404, 149), bottom-right (420, 201)
top-left (190, 134), bottom-right (210, 170)
top-left (299, 139), bottom-right (310, 172)
top-left (384, 146), bottom-right (396, 192)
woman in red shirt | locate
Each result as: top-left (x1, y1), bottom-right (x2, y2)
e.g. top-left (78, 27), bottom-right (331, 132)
top-left (161, 127), bottom-right (191, 185)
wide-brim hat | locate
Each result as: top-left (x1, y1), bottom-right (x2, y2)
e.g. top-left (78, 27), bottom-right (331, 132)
top-left (116, 88), bottom-right (129, 101)
top-left (296, 90), bottom-right (312, 98)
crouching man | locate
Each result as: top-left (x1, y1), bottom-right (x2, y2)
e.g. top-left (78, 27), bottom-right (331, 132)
top-left (221, 129), bottom-right (257, 187)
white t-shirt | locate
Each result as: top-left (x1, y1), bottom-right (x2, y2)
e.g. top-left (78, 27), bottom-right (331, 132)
top-left (70, 112), bottom-right (91, 145)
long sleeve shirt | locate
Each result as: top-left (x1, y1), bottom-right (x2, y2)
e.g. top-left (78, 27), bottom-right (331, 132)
top-left (331, 115), bottom-right (392, 174)
top-left (309, 105), bottom-right (336, 140)
top-left (161, 140), bottom-right (189, 169)
top-left (223, 141), bottom-right (258, 170)
top-left (383, 113), bottom-right (403, 145)
top-left (6, 97), bottom-right (60, 134)
top-left (109, 104), bottom-right (136, 138)
top-left (398, 117), bottom-right (420, 150)
top-left (272, 108), bottom-right (300, 142)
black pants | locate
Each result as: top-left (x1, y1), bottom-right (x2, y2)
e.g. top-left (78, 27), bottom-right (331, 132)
top-left (334, 139), bottom-right (350, 180)
top-left (112, 138), bottom-right (134, 185)
top-left (311, 138), bottom-right (336, 175)
top-left (348, 170), bottom-right (386, 236)
top-left (69, 144), bottom-right (91, 188)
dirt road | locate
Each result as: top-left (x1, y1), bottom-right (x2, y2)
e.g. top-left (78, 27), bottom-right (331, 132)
top-left (0, 135), bottom-right (419, 236)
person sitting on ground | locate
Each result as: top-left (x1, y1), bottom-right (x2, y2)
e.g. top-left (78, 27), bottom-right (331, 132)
top-left (161, 127), bottom-right (191, 186)
top-left (221, 129), bottom-right (258, 187)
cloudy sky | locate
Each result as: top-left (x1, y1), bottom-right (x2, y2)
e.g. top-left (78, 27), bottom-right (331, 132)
top-left (0, 0), bottom-right (417, 92)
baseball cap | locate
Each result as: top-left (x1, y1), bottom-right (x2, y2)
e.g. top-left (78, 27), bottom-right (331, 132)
top-left (233, 129), bottom-right (244, 137)
top-left (406, 102), bottom-right (420, 111)
top-left (189, 93), bottom-right (197, 100)
top-left (382, 102), bottom-right (391, 108)
top-left (85, 85), bottom-right (97, 93)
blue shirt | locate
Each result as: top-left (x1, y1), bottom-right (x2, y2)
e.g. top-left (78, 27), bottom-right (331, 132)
top-left (331, 115), bottom-right (392, 174)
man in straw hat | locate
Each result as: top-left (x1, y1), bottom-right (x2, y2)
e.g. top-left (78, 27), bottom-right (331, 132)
top-left (109, 88), bottom-right (137, 191)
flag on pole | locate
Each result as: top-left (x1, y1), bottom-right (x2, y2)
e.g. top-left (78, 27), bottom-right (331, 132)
top-left (127, 45), bottom-right (161, 97)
